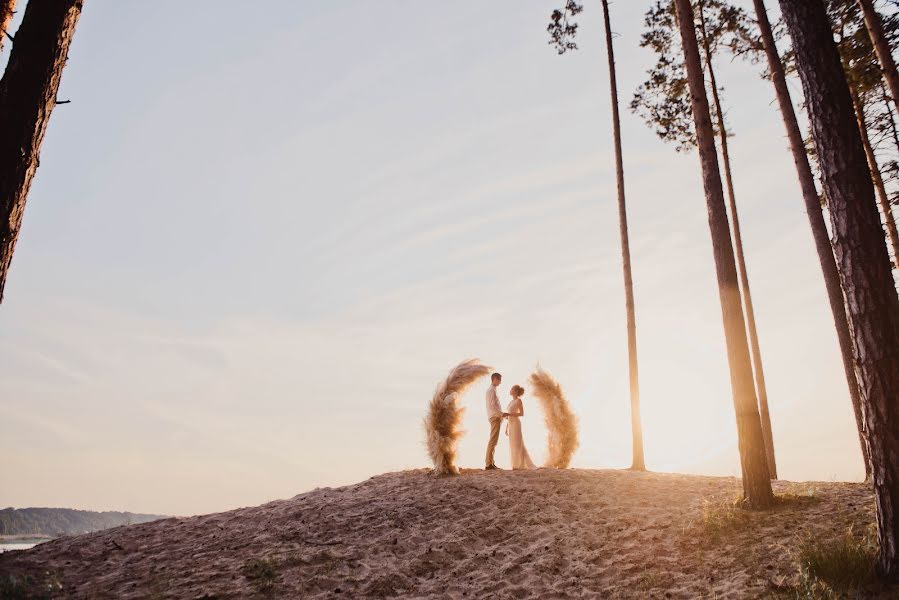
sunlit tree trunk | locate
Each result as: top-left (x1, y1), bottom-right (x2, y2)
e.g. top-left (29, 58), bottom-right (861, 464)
top-left (884, 86), bottom-right (899, 156)
top-left (779, 0), bottom-right (899, 580)
top-left (0, 0), bottom-right (84, 302)
top-left (750, 0), bottom-right (871, 481)
top-left (695, 0), bottom-right (777, 480)
top-left (857, 0), bottom-right (899, 105)
top-left (850, 89), bottom-right (899, 266)
top-left (601, 0), bottom-right (645, 472)
top-left (673, 0), bottom-right (773, 509)
top-left (0, 0), bottom-right (15, 54)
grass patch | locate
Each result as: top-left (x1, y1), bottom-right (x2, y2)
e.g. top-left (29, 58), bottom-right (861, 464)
top-left (636, 570), bottom-right (668, 590)
top-left (775, 485), bottom-right (821, 508)
top-left (699, 494), bottom-right (751, 539)
top-left (796, 527), bottom-right (876, 590)
top-left (242, 557), bottom-right (279, 595)
top-left (768, 575), bottom-right (840, 599)
top-left (768, 526), bottom-right (879, 599)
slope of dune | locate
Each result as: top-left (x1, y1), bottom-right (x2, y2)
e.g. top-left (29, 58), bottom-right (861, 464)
top-left (0, 469), bottom-right (894, 599)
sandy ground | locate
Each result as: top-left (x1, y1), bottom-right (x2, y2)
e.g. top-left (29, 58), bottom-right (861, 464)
top-left (0, 469), bottom-right (894, 599)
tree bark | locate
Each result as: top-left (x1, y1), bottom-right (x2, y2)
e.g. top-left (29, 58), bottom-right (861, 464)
top-left (0, 0), bottom-right (83, 303)
top-left (0, 0), bottom-right (15, 54)
top-left (673, 0), bottom-right (773, 509)
top-left (851, 90), bottom-right (899, 267)
top-left (779, 0), bottom-right (899, 580)
top-left (696, 0), bottom-right (777, 480)
top-left (857, 0), bottom-right (899, 106)
top-left (884, 86), bottom-right (899, 159)
top-left (601, 0), bottom-right (646, 472)
top-left (751, 0), bottom-right (872, 481)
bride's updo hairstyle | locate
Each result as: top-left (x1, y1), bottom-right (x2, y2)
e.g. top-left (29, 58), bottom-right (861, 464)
top-left (511, 385), bottom-right (525, 397)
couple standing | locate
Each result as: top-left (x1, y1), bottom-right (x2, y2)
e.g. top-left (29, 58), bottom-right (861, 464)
top-left (484, 372), bottom-right (536, 470)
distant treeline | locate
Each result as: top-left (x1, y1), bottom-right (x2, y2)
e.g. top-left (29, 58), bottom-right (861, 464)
top-left (0, 508), bottom-right (166, 537)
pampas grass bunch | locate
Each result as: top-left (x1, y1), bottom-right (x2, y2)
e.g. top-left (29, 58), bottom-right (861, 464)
top-left (425, 359), bottom-right (492, 475)
top-left (529, 366), bottom-right (579, 469)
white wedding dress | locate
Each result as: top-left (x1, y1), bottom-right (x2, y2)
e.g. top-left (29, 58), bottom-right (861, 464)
top-left (506, 397), bottom-right (536, 470)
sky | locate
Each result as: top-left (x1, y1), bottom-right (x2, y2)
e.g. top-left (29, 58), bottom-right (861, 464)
top-left (0, 1), bottom-right (877, 516)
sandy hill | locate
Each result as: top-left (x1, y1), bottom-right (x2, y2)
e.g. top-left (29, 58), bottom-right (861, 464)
top-left (0, 469), bottom-right (895, 599)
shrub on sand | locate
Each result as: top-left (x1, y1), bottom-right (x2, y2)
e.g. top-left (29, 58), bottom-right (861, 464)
top-left (242, 557), bottom-right (279, 594)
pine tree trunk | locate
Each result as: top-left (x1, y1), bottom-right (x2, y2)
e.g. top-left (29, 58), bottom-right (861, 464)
top-left (0, 0), bottom-right (15, 54)
top-left (673, 0), bottom-right (773, 509)
top-left (0, 0), bottom-right (83, 303)
top-left (857, 0), bottom-right (899, 106)
top-left (601, 0), bottom-right (645, 472)
top-left (779, 0), bottom-right (899, 580)
top-left (885, 87), bottom-right (899, 158)
top-left (851, 90), bottom-right (899, 267)
top-left (696, 0), bottom-right (777, 480)
top-left (751, 0), bottom-right (872, 481)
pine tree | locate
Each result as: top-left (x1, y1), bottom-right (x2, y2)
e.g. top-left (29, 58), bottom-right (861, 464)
top-left (779, 0), bottom-right (899, 579)
top-left (673, 0), bottom-right (773, 508)
top-left (601, 0), bottom-right (646, 472)
top-left (749, 0), bottom-right (873, 481)
top-left (0, 0), bottom-right (15, 54)
top-left (857, 0), bottom-right (899, 106)
top-left (549, 0), bottom-right (647, 472)
top-left (632, 0), bottom-right (778, 478)
top-left (0, 0), bottom-right (85, 301)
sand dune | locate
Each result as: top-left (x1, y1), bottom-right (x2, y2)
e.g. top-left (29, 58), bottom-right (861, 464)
top-left (0, 469), bottom-right (893, 598)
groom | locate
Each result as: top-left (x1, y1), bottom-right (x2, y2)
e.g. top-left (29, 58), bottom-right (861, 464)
top-left (485, 372), bottom-right (508, 470)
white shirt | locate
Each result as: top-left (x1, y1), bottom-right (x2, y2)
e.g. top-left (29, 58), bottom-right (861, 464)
top-left (486, 385), bottom-right (502, 420)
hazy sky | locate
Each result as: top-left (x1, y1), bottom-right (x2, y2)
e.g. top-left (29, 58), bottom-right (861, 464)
top-left (0, 1), bottom-right (875, 516)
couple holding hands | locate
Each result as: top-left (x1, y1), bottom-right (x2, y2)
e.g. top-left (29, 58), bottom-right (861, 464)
top-left (484, 371), bottom-right (536, 471)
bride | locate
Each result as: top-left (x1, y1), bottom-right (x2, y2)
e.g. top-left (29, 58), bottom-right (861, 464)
top-left (506, 385), bottom-right (536, 470)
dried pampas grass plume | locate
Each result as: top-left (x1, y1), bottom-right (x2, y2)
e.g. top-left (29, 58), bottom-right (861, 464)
top-left (530, 366), bottom-right (579, 469)
top-left (425, 359), bottom-right (492, 475)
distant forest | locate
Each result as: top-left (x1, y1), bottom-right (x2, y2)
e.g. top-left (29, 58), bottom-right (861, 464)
top-left (0, 508), bottom-right (166, 537)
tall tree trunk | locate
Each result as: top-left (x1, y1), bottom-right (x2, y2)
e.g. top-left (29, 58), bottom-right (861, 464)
top-left (696, 0), bottom-right (777, 480)
top-left (884, 86), bottom-right (899, 158)
top-left (857, 0), bottom-right (899, 106)
top-left (851, 90), bottom-right (899, 267)
top-left (601, 0), bottom-right (646, 472)
top-left (0, 0), bottom-right (83, 303)
top-left (0, 0), bottom-right (15, 54)
top-left (673, 0), bottom-right (773, 509)
top-left (779, 0), bottom-right (899, 580)
top-left (751, 0), bottom-right (871, 481)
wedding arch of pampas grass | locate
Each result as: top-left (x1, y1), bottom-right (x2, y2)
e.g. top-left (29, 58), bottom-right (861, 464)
top-left (530, 366), bottom-right (579, 468)
top-left (424, 359), bottom-right (492, 476)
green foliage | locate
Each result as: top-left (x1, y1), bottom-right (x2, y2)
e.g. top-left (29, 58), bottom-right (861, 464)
top-left (0, 507), bottom-right (164, 538)
top-left (824, 0), bottom-right (899, 205)
top-left (779, 0), bottom-right (899, 202)
top-left (547, 1), bottom-right (583, 55)
top-left (825, 0), bottom-right (891, 100)
top-left (631, 0), bottom-right (756, 152)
